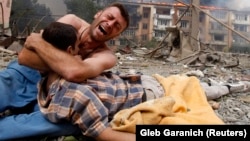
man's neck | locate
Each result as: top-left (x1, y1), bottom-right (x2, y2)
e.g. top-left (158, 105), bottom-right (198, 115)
top-left (81, 27), bottom-right (104, 49)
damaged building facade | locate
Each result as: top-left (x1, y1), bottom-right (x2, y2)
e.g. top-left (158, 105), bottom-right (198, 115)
top-left (108, 0), bottom-right (250, 54)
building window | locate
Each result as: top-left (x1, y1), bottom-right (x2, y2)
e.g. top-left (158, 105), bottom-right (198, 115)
top-left (234, 24), bottom-right (248, 32)
top-left (143, 23), bottom-right (148, 29)
top-left (109, 40), bottom-right (115, 45)
top-left (121, 29), bottom-right (135, 37)
top-left (235, 14), bottom-right (248, 21)
top-left (156, 8), bottom-right (171, 15)
top-left (154, 31), bottom-right (165, 38)
top-left (178, 10), bottom-right (192, 17)
top-left (180, 20), bottom-right (189, 28)
top-left (210, 11), bottom-right (226, 20)
top-left (143, 12), bottom-right (149, 18)
top-left (211, 22), bottom-right (225, 30)
top-left (142, 34), bottom-right (147, 41)
top-left (157, 19), bottom-right (171, 26)
top-left (213, 34), bottom-right (224, 41)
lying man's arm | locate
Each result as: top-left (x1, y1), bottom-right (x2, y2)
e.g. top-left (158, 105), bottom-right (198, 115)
top-left (95, 127), bottom-right (135, 141)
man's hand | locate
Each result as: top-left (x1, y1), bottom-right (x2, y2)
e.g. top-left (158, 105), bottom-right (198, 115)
top-left (24, 33), bottom-right (44, 51)
top-left (19, 32), bottom-right (52, 72)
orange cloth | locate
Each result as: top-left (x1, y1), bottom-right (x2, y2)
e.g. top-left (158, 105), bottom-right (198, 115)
top-left (110, 74), bottom-right (224, 133)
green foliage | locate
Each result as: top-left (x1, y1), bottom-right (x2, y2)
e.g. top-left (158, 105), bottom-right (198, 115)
top-left (144, 38), bottom-right (158, 48)
top-left (63, 0), bottom-right (120, 23)
top-left (10, 0), bottom-right (55, 36)
top-left (63, 0), bottom-right (101, 23)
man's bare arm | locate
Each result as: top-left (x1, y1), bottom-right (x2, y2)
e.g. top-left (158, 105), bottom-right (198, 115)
top-left (35, 43), bottom-right (117, 82)
top-left (24, 33), bottom-right (117, 82)
top-left (22, 13), bottom-right (115, 82)
top-left (18, 45), bottom-right (49, 72)
top-left (19, 14), bottom-right (85, 73)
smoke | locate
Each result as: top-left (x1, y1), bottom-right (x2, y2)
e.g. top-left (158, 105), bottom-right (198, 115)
top-left (128, 0), bottom-right (250, 10)
top-left (38, 0), bottom-right (67, 16)
top-left (226, 0), bottom-right (250, 10)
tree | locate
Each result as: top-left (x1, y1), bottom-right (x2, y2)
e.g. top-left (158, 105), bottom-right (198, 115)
top-left (63, 0), bottom-right (101, 23)
top-left (63, 0), bottom-right (118, 23)
top-left (10, 0), bottom-right (55, 37)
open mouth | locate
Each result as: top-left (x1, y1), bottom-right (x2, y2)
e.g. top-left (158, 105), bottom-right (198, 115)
top-left (99, 25), bottom-right (107, 35)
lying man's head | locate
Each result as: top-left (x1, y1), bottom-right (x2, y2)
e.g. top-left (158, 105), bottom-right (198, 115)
top-left (42, 22), bottom-right (80, 55)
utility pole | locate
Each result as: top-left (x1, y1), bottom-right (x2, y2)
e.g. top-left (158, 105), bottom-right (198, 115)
top-left (190, 0), bottom-right (200, 51)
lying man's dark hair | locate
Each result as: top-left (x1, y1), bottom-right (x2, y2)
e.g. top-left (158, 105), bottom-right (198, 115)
top-left (42, 22), bottom-right (78, 50)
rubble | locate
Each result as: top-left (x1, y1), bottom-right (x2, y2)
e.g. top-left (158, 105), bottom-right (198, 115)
top-left (0, 47), bottom-right (18, 70)
top-left (112, 48), bottom-right (250, 124)
top-left (115, 9), bottom-right (250, 123)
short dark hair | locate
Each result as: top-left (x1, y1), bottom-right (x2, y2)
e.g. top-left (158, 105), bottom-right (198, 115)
top-left (107, 3), bottom-right (130, 29)
top-left (42, 22), bottom-right (78, 51)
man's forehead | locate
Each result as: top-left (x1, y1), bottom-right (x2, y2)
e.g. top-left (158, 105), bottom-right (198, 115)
top-left (102, 7), bottom-right (127, 26)
top-left (103, 7), bottom-right (120, 15)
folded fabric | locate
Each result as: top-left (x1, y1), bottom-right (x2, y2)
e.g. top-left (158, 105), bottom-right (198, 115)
top-left (110, 74), bottom-right (224, 133)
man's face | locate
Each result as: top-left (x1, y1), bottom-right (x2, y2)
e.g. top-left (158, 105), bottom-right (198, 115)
top-left (89, 7), bottom-right (127, 42)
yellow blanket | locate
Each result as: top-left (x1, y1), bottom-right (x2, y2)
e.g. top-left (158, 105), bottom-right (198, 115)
top-left (110, 74), bottom-right (224, 133)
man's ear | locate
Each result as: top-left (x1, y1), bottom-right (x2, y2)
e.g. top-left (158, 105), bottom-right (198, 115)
top-left (66, 46), bottom-right (74, 55)
top-left (94, 10), bottom-right (103, 19)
